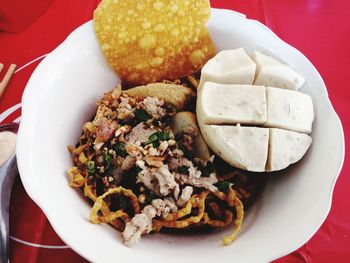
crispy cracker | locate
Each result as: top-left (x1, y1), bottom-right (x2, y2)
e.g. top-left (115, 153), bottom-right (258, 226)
top-left (94, 0), bottom-right (216, 84)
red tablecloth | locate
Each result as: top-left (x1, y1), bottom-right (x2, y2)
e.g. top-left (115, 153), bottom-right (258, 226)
top-left (0, 0), bottom-right (349, 262)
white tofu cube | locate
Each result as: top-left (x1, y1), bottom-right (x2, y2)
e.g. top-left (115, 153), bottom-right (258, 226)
top-left (267, 128), bottom-right (312, 171)
top-left (265, 87), bottom-right (314, 133)
top-left (200, 48), bottom-right (256, 85)
top-left (197, 82), bottom-right (267, 125)
top-left (251, 51), bottom-right (305, 90)
top-left (199, 124), bottom-right (269, 172)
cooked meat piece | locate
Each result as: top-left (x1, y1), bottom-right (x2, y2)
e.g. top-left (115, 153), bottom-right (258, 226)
top-left (126, 122), bottom-right (157, 144)
top-left (177, 186), bottom-right (193, 207)
top-left (154, 165), bottom-right (180, 199)
top-left (143, 97), bottom-right (166, 119)
top-left (175, 172), bottom-right (218, 192)
top-left (95, 117), bottom-right (117, 144)
top-left (122, 206), bottom-right (156, 246)
top-left (122, 198), bottom-right (176, 246)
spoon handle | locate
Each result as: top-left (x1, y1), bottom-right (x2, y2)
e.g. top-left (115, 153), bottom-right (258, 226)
top-left (0, 154), bottom-right (17, 263)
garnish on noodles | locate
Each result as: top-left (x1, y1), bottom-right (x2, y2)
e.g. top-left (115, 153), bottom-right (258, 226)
top-left (68, 78), bottom-right (265, 246)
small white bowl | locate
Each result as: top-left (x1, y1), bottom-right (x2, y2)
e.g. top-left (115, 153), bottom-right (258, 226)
top-left (17, 9), bottom-right (344, 263)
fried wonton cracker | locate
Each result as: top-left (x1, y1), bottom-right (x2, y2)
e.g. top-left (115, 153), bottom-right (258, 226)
top-left (94, 0), bottom-right (216, 84)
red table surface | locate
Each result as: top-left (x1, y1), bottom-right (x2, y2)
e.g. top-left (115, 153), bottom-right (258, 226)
top-left (0, 0), bottom-right (349, 262)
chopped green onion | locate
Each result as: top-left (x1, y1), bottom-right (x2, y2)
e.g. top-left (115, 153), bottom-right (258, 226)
top-left (104, 152), bottom-right (113, 170)
top-left (86, 161), bottom-right (95, 175)
top-left (145, 131), bottom-right (170, 147)
top-left (216, 181), bottom-right (230, 192)
top-left (135, 109), bottom-right (152, 122)
top-left (154, 141), bottom-right (161, 148)
top-left (114, 142), bottom-right (128, 157)
top-left (178, 165), bottom-right (189, 174)
top-left (158, 131), bottom-right (170, 141)
top-left (104, 152), bottom-right (113, 162)
top-left (146, 132), bottom-right (159, 145)
top-left (87, 161), bottom-right (95, 170)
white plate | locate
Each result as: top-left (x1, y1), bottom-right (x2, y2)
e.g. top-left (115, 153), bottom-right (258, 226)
top-left (17, 9), bottom-right (344, 263)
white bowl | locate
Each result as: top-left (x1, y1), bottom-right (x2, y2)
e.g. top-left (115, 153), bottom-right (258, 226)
top-left (17, 9), bottom-right (344, 263)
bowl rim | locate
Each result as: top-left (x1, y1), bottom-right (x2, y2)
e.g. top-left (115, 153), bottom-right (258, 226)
top-left (16, 8), bottom-right (345, 262)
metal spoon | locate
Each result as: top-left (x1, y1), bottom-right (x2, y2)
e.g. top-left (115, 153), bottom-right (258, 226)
top-left (0, 123), bottom-right (19, 263)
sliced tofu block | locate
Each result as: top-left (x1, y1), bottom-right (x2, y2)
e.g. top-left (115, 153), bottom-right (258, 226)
top-left (199, 124), bottom-right (269, 172)
top-left (251, 51), bottom-right (305, 90)
top-left (265, 87), bottom-right (314, 133)
top-left (197, 82), bottom-right (267, 125)
top-left (267, 128), bottom-right (312, 171)
top-left (200, 48), bottom-right (256, 85)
